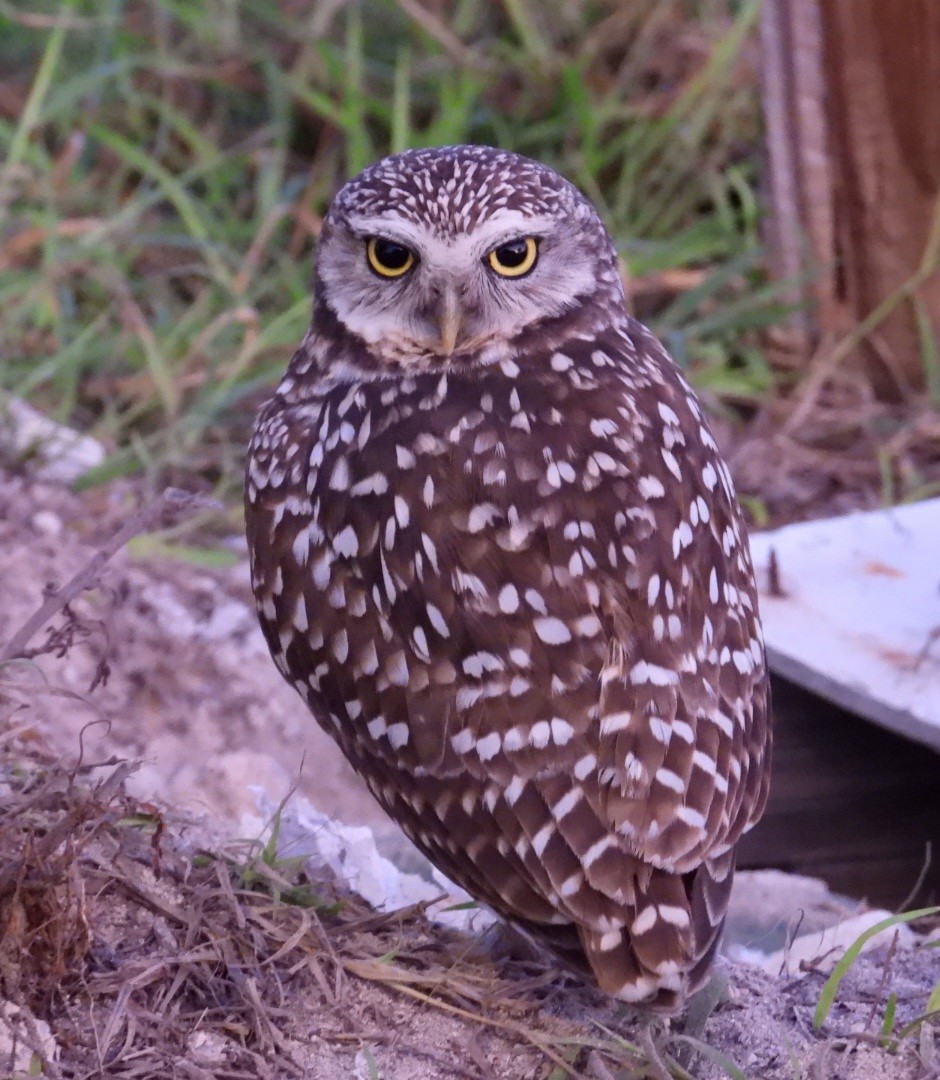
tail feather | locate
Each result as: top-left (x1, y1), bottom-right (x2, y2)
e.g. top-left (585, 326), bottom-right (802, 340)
top-left (575, 853), bottom-right (736, 1011)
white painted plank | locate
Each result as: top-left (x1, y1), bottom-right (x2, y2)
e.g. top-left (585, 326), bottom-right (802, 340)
top-left (748, 499), bottom-right (940, 752)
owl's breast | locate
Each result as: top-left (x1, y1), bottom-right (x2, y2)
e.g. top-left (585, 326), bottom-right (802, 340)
top-left (245, 356), bottom-right (766, 834)
top-left (245, 369), bottom-right (633, 762)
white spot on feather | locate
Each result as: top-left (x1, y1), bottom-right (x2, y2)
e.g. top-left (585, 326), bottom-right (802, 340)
top-left (574, 753), bottom-right (596, 780)
top-left (550, 718), bottom-right (575, 745)
top-left (387, 723), bottom-right (410, 750)
top-left (475, 732), bottom-right (501, 761)
top-left (529, 721), bottom-right (551, 748)
top-left (498, 583), bottom-right (519, 613)
top-left (451, 729), bottom-right (474, 755)
top-left (532, 823), bottom-right (554, 856)
top-left (629, 661), bottom-right (679, 686)
top-left (655, 768), bottom-right (685, 793)
top-left (333, 524), bottom-right (358, 558)
top-left (394, 496), bottom-right (410, 528)
top-left (534, 616), bottom-right (571, 644)
top-left (329, 457), bottom-right (350, 490)
top-left (661, 448), bottom-right (682, 481)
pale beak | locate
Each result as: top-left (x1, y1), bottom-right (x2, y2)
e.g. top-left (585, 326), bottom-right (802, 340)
top-left (436, 283), bottom-right (463, 356)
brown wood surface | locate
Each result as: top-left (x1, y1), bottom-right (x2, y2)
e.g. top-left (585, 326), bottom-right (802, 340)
top-left (737, 676), bottom-right (940, 909)
top-left (760, 0), bottom-right (940, 394)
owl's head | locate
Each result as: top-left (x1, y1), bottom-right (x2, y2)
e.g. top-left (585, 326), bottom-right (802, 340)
top-left (313, 145), bottom-right (624, 369)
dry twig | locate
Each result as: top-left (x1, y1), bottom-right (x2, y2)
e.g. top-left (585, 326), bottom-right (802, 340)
top-left (0, 488), bottom-right (220, 665)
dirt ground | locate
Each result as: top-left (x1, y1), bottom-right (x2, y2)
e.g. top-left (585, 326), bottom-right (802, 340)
top-left (0, 471), bottom-right (389, 840)
top-left (1, 470), bottom-right (938, 1080)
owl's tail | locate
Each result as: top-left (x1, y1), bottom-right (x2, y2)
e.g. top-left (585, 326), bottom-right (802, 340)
top-left (578, 849), bottom-right (736, 1012)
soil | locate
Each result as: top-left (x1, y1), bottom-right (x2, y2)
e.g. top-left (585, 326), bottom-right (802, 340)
top-left (1, 469), bottom-right (938, 1080)
top-left (0, 472), bottom-right (390, 840)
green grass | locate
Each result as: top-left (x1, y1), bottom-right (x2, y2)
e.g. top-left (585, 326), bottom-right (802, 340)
top-left (812, 906), bottom-right (940, 1037)
top-left (1, 0), bottom-right (785, 511)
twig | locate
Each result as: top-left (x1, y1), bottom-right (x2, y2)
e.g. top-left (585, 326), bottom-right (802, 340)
top-left (896, 842), bottom-right (933, 912)
top-left (862, 930), bottom-right (899, 1033)
top-left (393, 0), bottom-right (483, 68)
top-left (5, 1005), bottom-right (66, 1080)
top-left (911, 627), bottom-right (940, 672)
top-left (767, 546), bottom-right (787, 598)
top-left (0, 488), bottom-right (220, 665)
top-left (0, 760), bottom-right (138, 895)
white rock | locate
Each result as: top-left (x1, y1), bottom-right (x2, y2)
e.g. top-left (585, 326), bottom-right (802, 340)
top-left (760, 909), bottom-right (918, 976)
top-left (187, 1030), bottom-right (230, 1064)
top-left (0, 396), bottom-right (105, 483)
top-left (253, 790), bottom-right (494, 934)
top-left (0, 1000), bottom-right (58, 1074)
top-left (31, 510), bottom-right (63, 537)
top-left (724, 868), bottom-right (859, 959)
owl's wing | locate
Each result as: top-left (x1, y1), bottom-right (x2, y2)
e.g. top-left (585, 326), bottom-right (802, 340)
top-left (585, 486), bottom-right (771, 876)
top-left (274, 330), bottom-right (771, 867)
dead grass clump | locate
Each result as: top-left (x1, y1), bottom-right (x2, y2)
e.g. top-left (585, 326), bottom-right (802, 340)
top-left (727, 375), bottom-right (940, 527)
top-left (0, 759), bottom-right (117, 1013)
top-left (0, 746), bottom-right (589, 1078)
top-left (0, 750), bottom-right (342, 1076)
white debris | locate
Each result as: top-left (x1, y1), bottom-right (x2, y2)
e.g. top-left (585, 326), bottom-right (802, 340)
top-left (187, 1030), bottom-right (231, 1065)
top-left (30, 509), bottom-right (63, 537)
top-left (759, 908), bottom-right (918, 976)
top-left (0, 396), bottom-right (105, 483)
top-left (723, 869), bottom-right (859, 962)
top-left (253, 790), bottom-right (494, 934)
top-left (143, 581), bottom-right (262, 646)
top-left (0, 1000), bottom-right (58, 1075)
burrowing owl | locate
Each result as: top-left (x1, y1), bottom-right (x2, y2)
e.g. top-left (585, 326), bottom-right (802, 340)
top-left (245, 145), bottom-right (771, 1010)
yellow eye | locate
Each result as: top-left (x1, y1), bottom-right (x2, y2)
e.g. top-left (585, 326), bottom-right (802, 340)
top-left (486, 237), bottom-right (539, 278)
top-left (366, 237), bottom-right (416, 278)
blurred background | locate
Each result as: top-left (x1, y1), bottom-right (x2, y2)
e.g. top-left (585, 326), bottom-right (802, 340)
top-left (3, 1), bottom-right (939, 519)
top-left (0, 0), bottom-right (805, 512)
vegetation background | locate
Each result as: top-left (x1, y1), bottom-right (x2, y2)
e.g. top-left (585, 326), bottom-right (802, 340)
top-left (1, 0), bottom-right (789, 534)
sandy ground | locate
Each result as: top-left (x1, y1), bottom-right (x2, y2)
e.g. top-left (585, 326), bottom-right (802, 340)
top-left (0, 472), bottom-right (388, 839)
top-left (1, 470), bottom-right (938, 1079)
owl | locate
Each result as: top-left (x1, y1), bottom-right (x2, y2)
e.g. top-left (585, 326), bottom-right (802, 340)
top-left (245, 145), bottom-right (771, 1011)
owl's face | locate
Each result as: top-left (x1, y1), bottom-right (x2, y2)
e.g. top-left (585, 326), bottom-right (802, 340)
top-left (312, 146), bottom-right (625, 368)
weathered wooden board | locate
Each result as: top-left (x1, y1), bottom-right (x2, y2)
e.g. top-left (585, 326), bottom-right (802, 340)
top-left (760, 0), bottom-right (940, 391)
top-left (748, 499), bottom-right (940, 753)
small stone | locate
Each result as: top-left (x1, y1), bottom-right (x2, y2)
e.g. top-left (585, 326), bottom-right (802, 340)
top-left (31, 510), bottom-right (63, 537)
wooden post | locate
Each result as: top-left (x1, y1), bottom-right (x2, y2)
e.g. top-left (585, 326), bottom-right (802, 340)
top-left (760, 0), bottom-right (940, 396)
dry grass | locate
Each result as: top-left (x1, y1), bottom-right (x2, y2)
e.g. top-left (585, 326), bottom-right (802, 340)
top-left (727, 366), bottom-right (940, 527)
top-left (2, 744), bottom-right (936, 1078)
top-left (0, 742), bottom-right (641, 1078)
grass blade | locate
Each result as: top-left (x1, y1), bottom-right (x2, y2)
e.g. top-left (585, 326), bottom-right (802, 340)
top-left (0, 0), bottom-right (73, 193)
top-left (88, 124), bottom-right (234, 291)
top-left (669, 1034), bottom-right (749, 1080)
top-left (813, 907), bottom-right (940, 1030)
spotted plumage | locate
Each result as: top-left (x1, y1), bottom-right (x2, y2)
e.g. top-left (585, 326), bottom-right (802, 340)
top-left (246, 145), bottom-right (771, 1010)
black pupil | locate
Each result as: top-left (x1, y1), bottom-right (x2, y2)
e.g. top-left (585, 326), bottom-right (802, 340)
top-left (375, 239), bottom-right (411, 269)
top-left (496, 240), bottom-right (529, 267)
